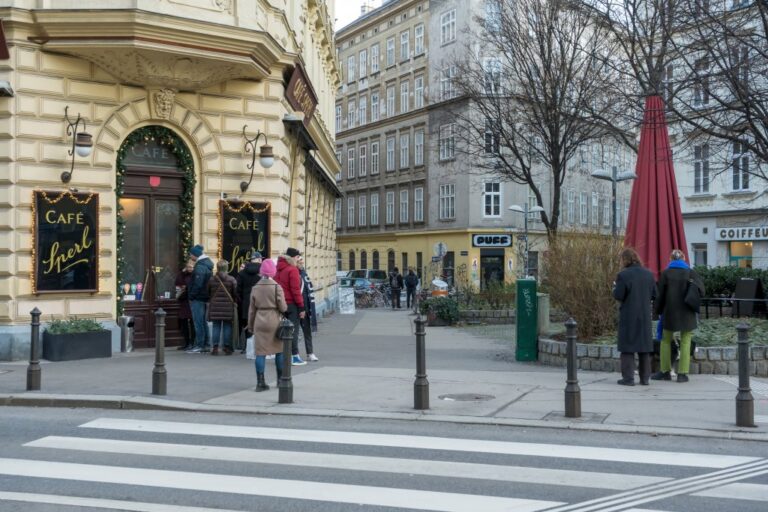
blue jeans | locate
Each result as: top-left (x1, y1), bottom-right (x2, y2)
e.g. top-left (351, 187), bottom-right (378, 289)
top-left (211, 320), bottom-right (233, 349)
top-left (255, 352), bottom-right (284, 374)
top-left (190, 301), bottom-right (209, 349)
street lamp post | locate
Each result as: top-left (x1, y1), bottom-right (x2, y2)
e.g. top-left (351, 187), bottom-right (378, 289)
top-left (509, 204), bottom-right (545, 278)
top-left (591, 166), bottom-right (637, 236)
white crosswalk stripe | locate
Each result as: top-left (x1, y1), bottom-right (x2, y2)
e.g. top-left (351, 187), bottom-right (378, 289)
top-left (0, 417), bottom-right (765, 512)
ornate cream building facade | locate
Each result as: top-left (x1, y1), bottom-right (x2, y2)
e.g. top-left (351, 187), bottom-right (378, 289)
top-left (0, 0), bottom-right (340, 358)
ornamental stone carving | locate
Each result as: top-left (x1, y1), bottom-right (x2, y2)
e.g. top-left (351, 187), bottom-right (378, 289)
top-left (153, 89), bottom-right (176, 119)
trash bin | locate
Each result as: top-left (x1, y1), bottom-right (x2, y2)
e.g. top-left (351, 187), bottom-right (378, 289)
top-left (118, 315), bottom-right (134, 353)
top-left (515, 279), bottom-right (538, 361)
top-left (431, 279), bottom-right (448, 297)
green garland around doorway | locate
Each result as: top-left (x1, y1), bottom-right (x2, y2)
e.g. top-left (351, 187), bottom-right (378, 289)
top-left (115, 126), bottom-right (196, 314)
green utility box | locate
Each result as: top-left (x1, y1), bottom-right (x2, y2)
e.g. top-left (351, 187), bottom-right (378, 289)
top-left (515, 279), bottom-right (539, 361)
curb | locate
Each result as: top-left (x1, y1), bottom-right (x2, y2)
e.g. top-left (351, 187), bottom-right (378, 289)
top-left (2, 392), bottom-right (767, 443)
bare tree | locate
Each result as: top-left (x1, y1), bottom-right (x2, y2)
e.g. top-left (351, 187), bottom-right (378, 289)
top-left (448, 0), bottom-right (624, 237)
top-left (667, 0), bottom-right (768, 179)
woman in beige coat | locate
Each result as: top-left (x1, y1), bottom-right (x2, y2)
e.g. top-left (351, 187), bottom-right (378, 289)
top-left (247, 258), bottom-right (288, 391)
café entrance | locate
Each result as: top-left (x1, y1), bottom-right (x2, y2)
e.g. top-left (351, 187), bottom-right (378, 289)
top-left (118, 128), bottom-right (193, 348)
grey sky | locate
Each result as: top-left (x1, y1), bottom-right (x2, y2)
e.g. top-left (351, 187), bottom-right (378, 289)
top-left (335, 0), bottom-right (378, 30)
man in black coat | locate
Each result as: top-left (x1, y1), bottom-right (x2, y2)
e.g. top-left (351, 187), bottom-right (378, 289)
top-left (612, 247), bottom-right (656, 386)
top-left (389, 267), bottom-right (404, 309)
top-left (236, 251), bottom-right (262, 342)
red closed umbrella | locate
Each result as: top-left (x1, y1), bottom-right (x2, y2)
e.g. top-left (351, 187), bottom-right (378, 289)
top-left (624, 95), bottom-right (688, 279)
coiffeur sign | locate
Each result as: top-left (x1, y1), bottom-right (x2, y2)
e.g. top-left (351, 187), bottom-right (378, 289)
top-left (33, 190), bottom-right (99, 293)
top-left (716, 227), bottom-right (768, 241)
top-left (285, 64), bottom-right (318, 126)
top-left (219, 200), bottom-right (270, 275)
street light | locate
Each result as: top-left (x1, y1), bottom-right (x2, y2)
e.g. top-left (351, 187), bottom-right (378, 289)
top-left (591, 166), bottom-right (636, 236)
top-left (509, 203), bottom-right (545, 278)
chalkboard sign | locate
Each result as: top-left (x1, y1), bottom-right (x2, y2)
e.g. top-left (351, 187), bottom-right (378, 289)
top-left (219, 200), bottom-right (270, 275)
top-left (34, 190), bottom-right (99, 293)
top-left (734, 277), bottom-right (766, 316)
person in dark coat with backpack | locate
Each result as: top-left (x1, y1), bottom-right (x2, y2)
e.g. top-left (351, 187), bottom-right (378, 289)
top-left (653, 249), bottom-right (705, 383)
top-left (612, 247), bottom-right (656, 386)
top-left (405, 268), bottom-right (419, 309)
top-left (237, 251), bottom-right (262, 340)
top-left (174, 258), bottom-right (196, 350)
top-left (389, 267), bottom-right (404, 309)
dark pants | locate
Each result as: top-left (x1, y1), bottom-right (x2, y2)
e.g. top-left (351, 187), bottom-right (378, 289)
top-left (391, 288), bottom-right (401, 308)
top-left (406, 287), bottom-right (416, 308)
top-left (621, 352), bottom-right (651, 383)
top-left (300, 314), bottom-right (314, 355)
top-left (285, 304), bottom-right (301, 356)
top-left (179, 317), bottom-right (195, 347)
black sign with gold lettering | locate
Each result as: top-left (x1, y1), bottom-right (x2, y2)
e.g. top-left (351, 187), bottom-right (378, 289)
top-left (34, 190), bottom-right (99, 293)
top-left (219, 200), bottom-right (270, 275)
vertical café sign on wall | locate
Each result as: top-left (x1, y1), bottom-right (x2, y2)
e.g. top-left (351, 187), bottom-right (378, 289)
top-left (219, 200), bottom-right (270, 275)
top-left (285, 64), bottom-right (318, 126)
top-left (33, 190), bottom-right (99, 293)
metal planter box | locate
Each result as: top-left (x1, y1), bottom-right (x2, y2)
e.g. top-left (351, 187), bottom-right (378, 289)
top-left (42, 330), bottom-right (112, 362)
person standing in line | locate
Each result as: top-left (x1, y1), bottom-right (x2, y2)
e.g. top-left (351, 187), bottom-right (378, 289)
top-left (389, 267), bottom-right (404, 309)
top-left (207, 259), bottom-right (239, 355)
top-left (404, 268), bottom-right (419, 309)
top-left (275, 247), bottom-right (306, 366)
top-left (297, 256), bottom-right (319, 362)
top-left (174, 258), bottom-right (196, 350)
top-left (612, 248), bottom-right (656, 386)
top-left (186, 244), bottom-right (213, 353)
top-left (237, 251), bottom-right (262, 349)
top-left (653, 249), bottom-right (705, 383)
top-left (248, 258), bottom-right (288, 391)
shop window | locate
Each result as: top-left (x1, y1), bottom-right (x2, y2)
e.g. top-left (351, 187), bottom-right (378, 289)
top-left (528, 251), bottom-right (539, 277)
top-left (402, 252), bottom-right (409, 272)
top-left (692, 243), bottom-right (708, 267)
top-left (729, 241), bottom-right (752, 268)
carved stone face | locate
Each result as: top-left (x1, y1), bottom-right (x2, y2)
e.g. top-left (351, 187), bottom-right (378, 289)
top-left (153, 89), bottom-right (175, 119)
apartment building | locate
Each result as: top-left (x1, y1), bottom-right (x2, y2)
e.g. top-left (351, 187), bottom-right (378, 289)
top-left (335, 0), bottom-right (633, 288)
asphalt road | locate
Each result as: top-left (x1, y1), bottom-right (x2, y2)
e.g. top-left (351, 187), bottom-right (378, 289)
top-left (0, 407), bottom-right (766, 512)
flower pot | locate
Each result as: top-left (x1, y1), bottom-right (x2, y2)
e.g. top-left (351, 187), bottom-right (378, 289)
top-left (427, 310), bottom-right (448, 327)
top-left (43, 330), bottom-right (112, 361)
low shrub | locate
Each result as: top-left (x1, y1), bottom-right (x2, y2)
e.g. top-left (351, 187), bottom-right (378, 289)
top-left (46, 317), bottom-right (105, 335)
top-left (419, 297), bottom-right (460, 324)
top-left (694, 266), bottom-right (768, 297)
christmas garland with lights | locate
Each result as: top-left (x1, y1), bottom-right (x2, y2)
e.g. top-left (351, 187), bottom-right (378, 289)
top-left (115, 126), bottom-right (196, 314)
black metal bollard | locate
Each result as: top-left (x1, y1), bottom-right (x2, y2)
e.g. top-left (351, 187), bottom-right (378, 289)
top-left (735, 323), bottom-right (755, 428)
top-left (152, 308), bottom-right (167, 395)
top-left (414, 313), bottom-right (429, 410)
top-left (278, 319), bottom-right (295, 404)
top-left (564, 318), bottom-right (581, 418)
top-left (26, 307), bottom-right (42, 391)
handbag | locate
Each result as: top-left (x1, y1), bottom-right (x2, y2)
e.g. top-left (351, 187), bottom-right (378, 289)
top-left (273, 285), bottom-right (295, 339)
top-left (684, 270), bottom-right (701, 312)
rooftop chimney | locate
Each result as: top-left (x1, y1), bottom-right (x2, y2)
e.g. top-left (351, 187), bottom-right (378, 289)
top-left (360, 0), bottom-right (377, 16)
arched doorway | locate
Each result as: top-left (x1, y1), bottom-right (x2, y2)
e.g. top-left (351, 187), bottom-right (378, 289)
top-left (372, 250), bottom-right (380, 270)
top-left (360, 250), bottom-right (368, 269)
top-left (117, 126), bottom-right (195, 348)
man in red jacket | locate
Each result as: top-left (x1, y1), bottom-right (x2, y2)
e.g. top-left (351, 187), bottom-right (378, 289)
top-left (275, 247), bottom-right (306, 365)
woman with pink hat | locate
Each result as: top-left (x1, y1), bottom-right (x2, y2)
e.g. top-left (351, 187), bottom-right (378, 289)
top-left (247, 258), bottom-right (288, 391)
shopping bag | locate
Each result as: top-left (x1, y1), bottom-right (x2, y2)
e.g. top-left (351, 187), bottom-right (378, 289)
top-left (245, 335), bottom-right (255, 360)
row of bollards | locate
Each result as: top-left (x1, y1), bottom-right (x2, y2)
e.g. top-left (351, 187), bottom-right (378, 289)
top-left (561, 318), bottom-right (755, 428)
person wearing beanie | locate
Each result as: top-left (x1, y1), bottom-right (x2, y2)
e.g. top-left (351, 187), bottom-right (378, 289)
top-left (297, 255), bottom-right (319, 362)
top-left (275, 247), bottom-right (306, 365)
top-left (236, 250), bottom-right (263, 347)
top-left (186, 244), bottom-right (214, 353)
top-left (248, 258), bottom-right (288, 391)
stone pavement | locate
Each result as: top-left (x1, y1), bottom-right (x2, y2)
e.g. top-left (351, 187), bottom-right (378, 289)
top-left (1, 309), bottom-right (767, 441)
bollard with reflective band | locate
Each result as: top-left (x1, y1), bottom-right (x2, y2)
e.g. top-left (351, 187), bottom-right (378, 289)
top-left (26, 308), bottom-right (42, 391)
top-left (735, 323), bottom-right (755, 428)
top-left (152, 308), bottom-right (167, 395)
top-left (564, 318), bottom-right (581, 418)
top-left (413, 313), bottom-right (429, 410)
top-left (278, 318), bottom-right (295, 404)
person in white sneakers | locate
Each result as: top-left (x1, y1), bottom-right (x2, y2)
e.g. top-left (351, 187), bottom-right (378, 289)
top-left (297, 256), bottom-right (319, 362)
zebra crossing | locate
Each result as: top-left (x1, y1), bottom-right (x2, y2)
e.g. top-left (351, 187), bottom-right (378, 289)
top-left (0, 417), bottom-right (766, 511)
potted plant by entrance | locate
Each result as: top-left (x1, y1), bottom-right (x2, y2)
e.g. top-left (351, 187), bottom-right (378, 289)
top-left (43, 317), bottom-right (111, 361)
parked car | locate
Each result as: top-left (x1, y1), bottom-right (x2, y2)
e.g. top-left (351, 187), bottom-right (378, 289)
top-left (339, 277), bottom-right (377, 290)
top-left (347, 269), bottom-right (388, 285)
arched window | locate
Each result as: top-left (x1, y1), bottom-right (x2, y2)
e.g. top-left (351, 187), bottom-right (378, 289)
top-left (348, 250), bottom-right (356, 271)
top-left (372, 250), bottom-right (380, 270)
top-left (336, 251), bottom-right (342, 271)
top-left (387, 250), bottom-right (395, 272)
top-left (360, 250), bottom-right (368, 269)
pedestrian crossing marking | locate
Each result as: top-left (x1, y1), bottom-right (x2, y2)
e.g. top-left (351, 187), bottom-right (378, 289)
top-left (0, 458), bottom-right (562, 512)
top-left (25, 436), bottom-right (671, 491)
top-left (80, 417), bottom-right (758, 469)
top-left (0, 491), bottom-right (249, 512)
top-left (694, 482), bottom-right (768, 502)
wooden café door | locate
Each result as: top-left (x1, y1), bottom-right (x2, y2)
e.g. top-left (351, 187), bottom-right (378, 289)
top-left (119, 139), bottom-right (187, 348)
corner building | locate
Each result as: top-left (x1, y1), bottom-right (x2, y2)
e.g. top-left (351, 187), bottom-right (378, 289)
top-left (0, 0), bottom-right (341, 359)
